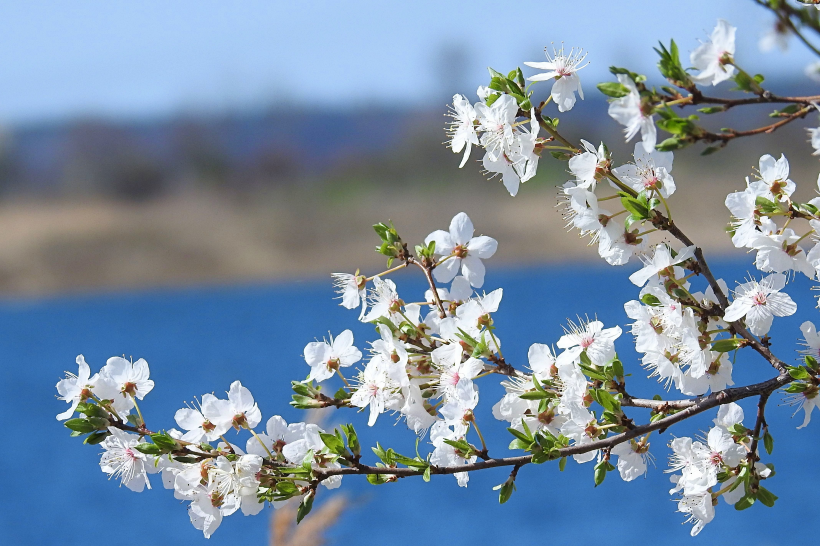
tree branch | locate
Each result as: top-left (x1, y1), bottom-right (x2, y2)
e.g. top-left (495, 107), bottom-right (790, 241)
top-left (313, 372), bottom-right (792, 480)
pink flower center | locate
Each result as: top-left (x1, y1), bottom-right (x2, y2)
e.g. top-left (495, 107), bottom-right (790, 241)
top-left (124, 448), bottom-right (137, 461)
top-left (580, 336), bottom-right (594, 349)
top-left (446, 370), bottom-right (460, 386)
top-left (752, 292), bottom-right (767, 306)
top-left (709, 452), bottom-right (723, 466)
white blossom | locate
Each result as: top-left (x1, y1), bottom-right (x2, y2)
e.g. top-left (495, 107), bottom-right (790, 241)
top-left (425, 212), bottom-right (497, 288)
top-left (568, 139), bottom-right (607, 189)
top-left (331, 273), bottom-right (367, 318)
top-left (446, 94), bottom-right (479, 168)
top-left (608, 74), bottom-right (656, 153)
top-left (99, 427), bottom-right (155, 492)
top-left (723, 273), bottom-right (797, 335)
top-left (612, 142), bottom-right (676, 198)
top-left (524, 45), bottom-right (588, 112)
top-left (56, 355), bottom-right (117, 420)
top-left (303, 329), bottom-right (362, 383)
top-left (690, 19), bottom-right (737, 86)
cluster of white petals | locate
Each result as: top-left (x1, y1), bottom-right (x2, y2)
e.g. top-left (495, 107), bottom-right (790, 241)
top-left (446, 92), bottom-right (540, 196)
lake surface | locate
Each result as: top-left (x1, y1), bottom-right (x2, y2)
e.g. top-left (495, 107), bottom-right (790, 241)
top-left (4, 261), bottom-right (818, 546)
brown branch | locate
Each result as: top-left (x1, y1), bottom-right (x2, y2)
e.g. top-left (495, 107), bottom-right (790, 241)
top-left (694, 105), bottom-right (813, 145)
top-left (313, 372), bottom-right (792, 480)
top-left (654, 214), bottom-right (788, 374)
top-left (747, 393), bottom-right (770, 464)
top-left (407, 256), bottom-right (446, 319)
top-left (689, 89), bottom-right (820, 110)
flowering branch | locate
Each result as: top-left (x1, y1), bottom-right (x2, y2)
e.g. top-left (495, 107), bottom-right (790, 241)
top-left (55, 10), bottom-right (820, 541)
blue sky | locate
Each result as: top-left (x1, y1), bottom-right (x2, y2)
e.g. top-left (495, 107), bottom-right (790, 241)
top-left (0, 0), bottom-right (813, 125)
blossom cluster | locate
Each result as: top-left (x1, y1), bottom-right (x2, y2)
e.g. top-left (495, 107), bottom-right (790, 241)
top-left (57, 356), bottom-right (343, 538)
top-left (55, 9), bottom-right (820, 541)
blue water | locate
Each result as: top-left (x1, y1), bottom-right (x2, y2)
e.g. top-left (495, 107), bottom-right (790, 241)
top-left (4, 262), bottom-right (818, 546)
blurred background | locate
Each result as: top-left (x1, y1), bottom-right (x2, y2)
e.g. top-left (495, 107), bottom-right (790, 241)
top-left (5, 1), bottom-right (820, 545)
top-left (0, 0), bottom-right (818, 294)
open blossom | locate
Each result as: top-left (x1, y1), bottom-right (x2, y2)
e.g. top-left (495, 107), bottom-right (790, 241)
top-left (569, 139), bottom-right (607, 189)
top-left (524, 45), bottom-right (588, 112)
top-left (101, 356), bottom-right (154, 401)
top-left (430, 421), bottom-right (475, 487)
top-left (611, 440), bottom-right (649, 481)
top-left (748, 229), bottom-right (814, 278)
top-left (100, 427), bottom-right (155, 492)
top-left (361, 276), bottom-right (404, 324)
top-left (749, 154), bottom-right (794, 202)
top-left (188, 454), bottom-right (264, 538)
top-left (447, 94), bottom-right (479, 168)
top-left (612, 143), bottom-right (676, 198)
top-left (629, 244), bottom-right (695, 287)
top-left (331, 273), bottom-right (367, 318)
top-left (303, 329), bottom-right (362, 383)
top-left (202, 381), bottom-right (262, 432)
top-left (175, 395), bottom-right (233, 442)
top-left (476, 93), bottom-right (517, 161)
top-left (439, 378), bottom-right (479, 427)
top-left (556, 318), bottom-right (621, 367)
top-left (809, 126), bottom-right (820, 156)
top-left (800, 321), bottom-right (820, 360)
top-left (723, 273), bottom-right (796, 335)
top-left (690, 19), bottom-right (737, 86)
top-left (481, 109), bottom-right (540, 196)
top-left (608, 74), bottom-right (656, 153)
top-left (425, 212), bottom-right (497, 288)
top-left (351, 358), bottom-right (402, 426)
top-left (676, 491), bottom-right (715, 536)
top-left (56, 355), bottom-right (116, 420)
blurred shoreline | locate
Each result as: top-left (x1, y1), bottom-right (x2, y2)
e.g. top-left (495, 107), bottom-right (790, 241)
top-left (1, 97), bottom-right (816, 297)
top-left (0, 181), bottom-right (740, 297)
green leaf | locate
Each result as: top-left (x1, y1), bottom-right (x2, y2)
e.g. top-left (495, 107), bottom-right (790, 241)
top-left (531, 450), bottom-right (552, 464)
top-left (620, 196), bottom-right (650, 219)
top-left (594, 389), bottom-right (621, 413)
top-left (756, 486), bottom-right (777, 508)
top-left (341, 424), bottom-right (360, 457)
top-left (788, 366), bottom-right (811, 380)
top-left (64, 418), bottom-right (97, 434)
top-left (493, 477), bottom-right (516, 504)
top-left (518, 390), bottom-right (550, 400)
top-left (734, 494), bottom-right (756, 511)
top-left (296, 490), bottom-right (315, 523)
top-left (334, 387), bottom-right (351, 400)
top-left (697, 106), bottom-right (725, 114)
top-left (83, 431), bottom-right (110, 445)
top-left (134, 442), bottom-right (163, 455)
top-left (655, 137), bottom-right (686, 152)
top-left (507, 427), bottom-right (532, 444)
top-left (150, 432), bottom-right (178, 452)
top-left (596, 82), bottom-right (631, 98)
top-left (290, 394), bottom-right (322, 409)
top-left (320, 432), bottom-right (345, 455)
top-left (805, 355), bottom-right (819, 371)
top-left (508, 438), bottom-right (532, 451)
top-left (763, 430), bottom-right (774, 455)
top-left (593, 459), bottom-right (608, 486)
top-left (422, 465), bottom-right (431, 482)
top-left (558, 456), bottom-right (567, 472)
top-left (711, 338), bottom-right (743, 352)
top-left (785, 382), bottom-right (808, 393)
